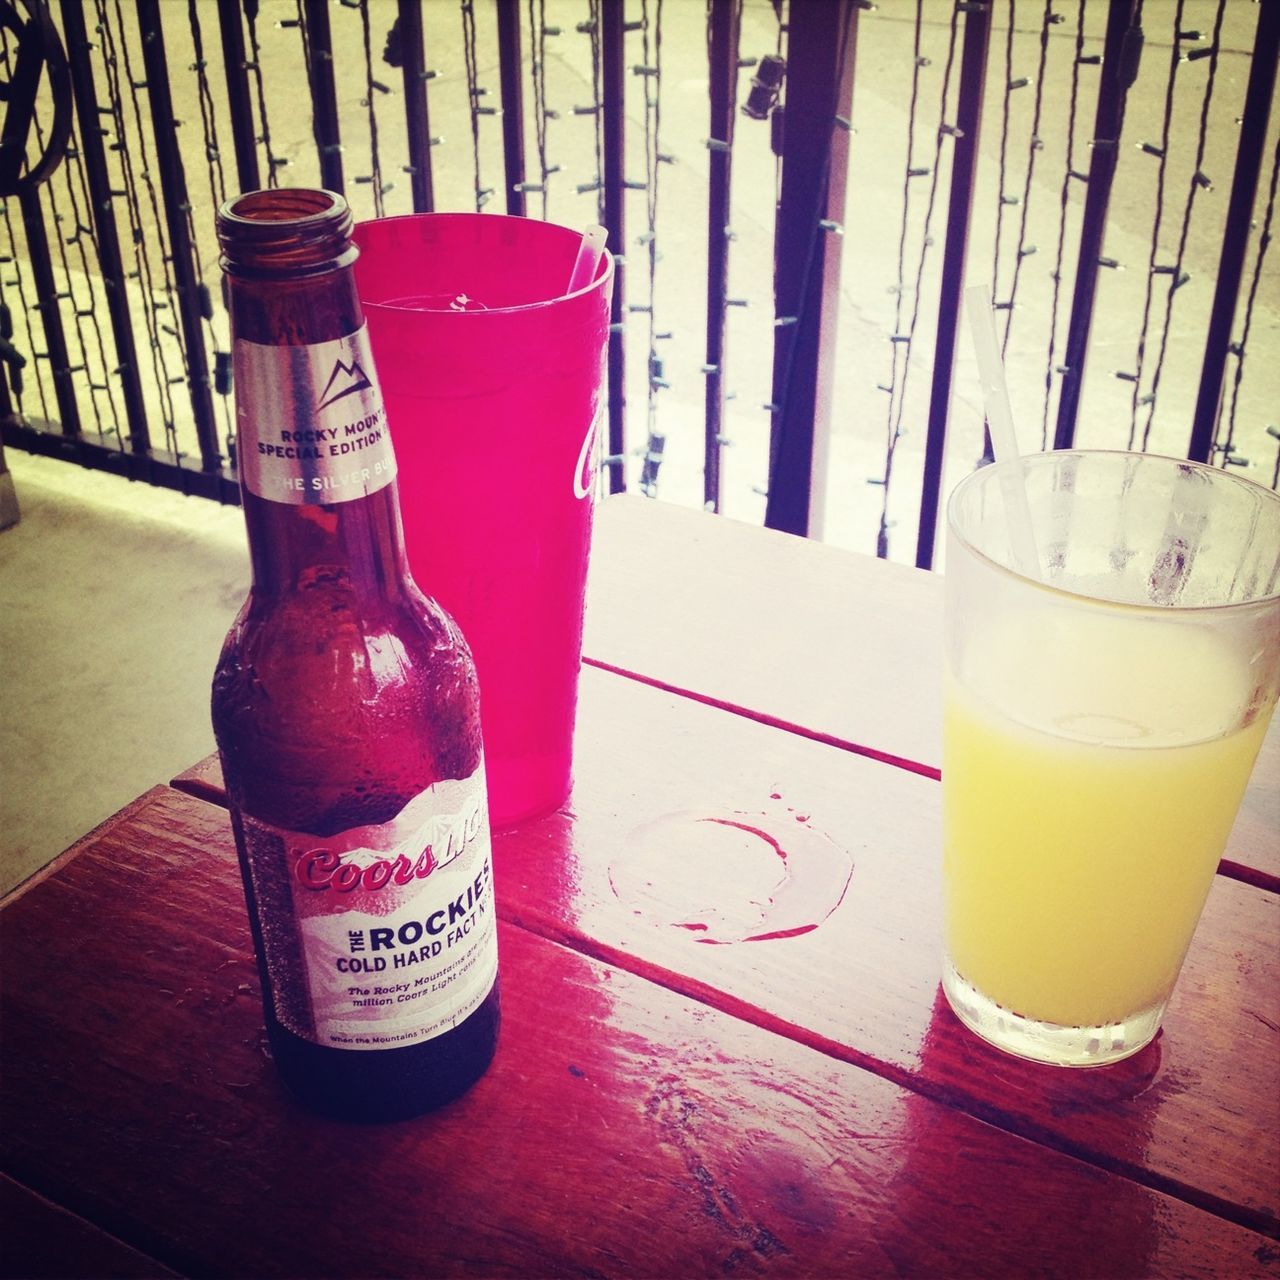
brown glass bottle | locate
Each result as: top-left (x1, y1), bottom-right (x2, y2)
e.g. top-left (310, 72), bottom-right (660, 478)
top-left (212, 189), bottom-right (499, 1122)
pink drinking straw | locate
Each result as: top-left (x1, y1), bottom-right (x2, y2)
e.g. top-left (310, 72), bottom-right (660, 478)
top-left (566, 225), bottom-right (608, 295)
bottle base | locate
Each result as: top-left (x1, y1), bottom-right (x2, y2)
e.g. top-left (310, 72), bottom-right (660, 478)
top-left (266, 983), bottom-right (501, 1122)
top-left (942, 961), bottom-right (1162, 1068)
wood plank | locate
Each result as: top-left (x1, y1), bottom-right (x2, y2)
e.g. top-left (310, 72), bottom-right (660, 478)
top-left (173, 669), bottom-right (1280, 1234)
top-left (166, 753), bottom-right (225, 808)
top-left (497, 669), bottom-right (1280, 1235)
top-left (0, 787), bottom-right (170, 910)
top-left (1223, 729), bottom-right (1280, 888)
top-left (583, 494), bottom-right (1280, 885)
top-left (585, 494), bottom-right (944, 774)
top-left (0, 1175), bottom-right (179, 1280)
top-left (173, 731), bottom-right (1279, 899)
top-left (2, 787), bottom-right (1276, 1279)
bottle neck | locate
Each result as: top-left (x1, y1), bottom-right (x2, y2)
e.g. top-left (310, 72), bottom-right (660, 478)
top-left (240, 481), bottom-right (408, 603)
top-left (226, 250), bottom-right (410, 604)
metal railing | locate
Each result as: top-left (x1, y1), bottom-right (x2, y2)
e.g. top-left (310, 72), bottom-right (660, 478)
top-left (2, 0), bottom-right (1277, 567)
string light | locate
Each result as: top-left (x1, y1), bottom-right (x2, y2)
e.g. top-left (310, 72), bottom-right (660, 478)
top-left (637, 0), bottom-right (666, 500)
top-left (185, 0), bottom-right (234, 456)
top-left (1137, 0), bottom-right (1227, 454)
top-left (874, 0), bottom-right (961, 559)
top-left (461, 0), bottom-right (494, 210)
top-left (95, 0), bottom-right (181, 451)
top-left (991, 0), bottom-right (1053, 361)
top-left (7, 0), bottom-right (1278, 525)
top-left (1041, 0), bottom-right (1088, 451)
top-left (1217, 128), bottom-right (1280, 466)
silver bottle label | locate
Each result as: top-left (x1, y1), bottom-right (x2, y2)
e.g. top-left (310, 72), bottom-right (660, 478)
top-left (233, 326), bottom-right (398, 505)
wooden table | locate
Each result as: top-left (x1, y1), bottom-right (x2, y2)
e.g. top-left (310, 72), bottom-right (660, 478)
top-left (4, 495), bottom-right (1278, 1279)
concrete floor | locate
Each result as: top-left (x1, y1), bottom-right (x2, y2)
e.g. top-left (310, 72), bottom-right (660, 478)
top-left (0, 449), bottom-right (250, 896)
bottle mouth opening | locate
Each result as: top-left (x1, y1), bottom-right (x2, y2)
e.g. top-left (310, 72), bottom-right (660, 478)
top-left (222, 189), bottom-right (345, 225)
top-left (217, 189), bottom-right (355, 275)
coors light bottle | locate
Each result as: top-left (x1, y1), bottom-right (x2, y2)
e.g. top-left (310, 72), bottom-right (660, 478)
top-left (212, 189), bottom-right (499, 1121)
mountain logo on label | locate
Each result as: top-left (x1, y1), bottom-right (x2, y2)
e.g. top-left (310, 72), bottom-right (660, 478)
top-left (316, 357), bottom-right (373, 412)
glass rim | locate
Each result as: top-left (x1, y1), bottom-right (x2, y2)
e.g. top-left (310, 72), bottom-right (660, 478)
top-left (946, 449), bottom-right (1280, 615)
top-left (353, 210), bottom-right (615, 313)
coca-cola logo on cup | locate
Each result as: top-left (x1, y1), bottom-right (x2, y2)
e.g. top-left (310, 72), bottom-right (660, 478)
top-left (574, 408), bottom-right (601, 501)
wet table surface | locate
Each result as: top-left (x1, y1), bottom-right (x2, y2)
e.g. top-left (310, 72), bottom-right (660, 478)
top-left (3, 494), bottom-right (1278, 1279)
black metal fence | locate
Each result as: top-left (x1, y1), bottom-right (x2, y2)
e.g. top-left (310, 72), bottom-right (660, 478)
top-left (2, 0), bottom-right (1277, 567)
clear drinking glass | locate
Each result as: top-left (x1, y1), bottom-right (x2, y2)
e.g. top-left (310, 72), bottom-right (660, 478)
top-left (942, 451), bottom-right (1280, 1066)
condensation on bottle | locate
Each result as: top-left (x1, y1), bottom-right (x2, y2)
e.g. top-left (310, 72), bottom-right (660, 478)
top-left (212, 189), bottom-right (500, 1122)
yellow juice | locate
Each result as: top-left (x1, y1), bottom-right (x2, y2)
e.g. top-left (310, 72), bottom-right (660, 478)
top-left (944, 616), bottom-right (1271, 1028)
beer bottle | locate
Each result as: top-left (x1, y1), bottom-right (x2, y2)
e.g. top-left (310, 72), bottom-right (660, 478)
top-left (212, 189), bottom-right (499, 1121)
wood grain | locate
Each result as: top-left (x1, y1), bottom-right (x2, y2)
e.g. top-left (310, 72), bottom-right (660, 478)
top-left (177, 496), bottom-right (1279, 885)
top-left (0, 788), bottom-right (167, 910)
top-left (0, 1175), bottom-right (178, 1280)
top-left (583, 494), bottom-right (1280, 885)
top-left (164, 753), bottom-right (225, 809)
top-left (584, 494), bottom-right (944, 773)
top-left (499, 669), bottom-right (1280, 1236)
top-left (3, 787), bottom-right (1277, 1279)
top-left (175, 668), bottom-right (1280, 1236)
top-left (1222, 728), bottom-right (1280, 888)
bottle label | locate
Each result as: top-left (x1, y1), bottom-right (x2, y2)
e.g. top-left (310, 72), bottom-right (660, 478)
top-left (233, 326), bottom-right (398, 505)
top-left (237, 763), bottom-right (499, 1051)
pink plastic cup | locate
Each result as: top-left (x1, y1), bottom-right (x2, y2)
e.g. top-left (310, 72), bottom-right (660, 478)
top-left (353, 213), bottom-right (613, 828)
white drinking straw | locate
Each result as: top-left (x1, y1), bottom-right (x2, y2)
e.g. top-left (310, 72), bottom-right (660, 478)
top-left (566, 225), bottom-right (608, 295)
top-left (964, 284), bottom-right (1041, 579)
